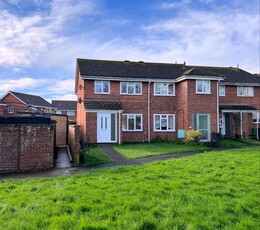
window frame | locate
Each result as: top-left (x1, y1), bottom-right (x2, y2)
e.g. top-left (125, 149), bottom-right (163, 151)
top-left (154, 83), bottom-right (175, 96)
top-left (94, 81), bottom-right (110, 94)
top-left (120, 82), bottom-right (142, 95)
top-left (122, 114), bottom-right (143, 131)
top-left (66, 111), bottom-right (75, 116)
top-left (8, 106), bottom-right (14, 113)
top-left (252, 112), bottom-right (260, 124)
top-left (153, 114), bottom-right (175, 132)
top-left (237, 86), bottom-right (254, 97)
top-left (196, 80), bottom-right (211, 94)
top-left (219, 85), bottom-right (225, 96)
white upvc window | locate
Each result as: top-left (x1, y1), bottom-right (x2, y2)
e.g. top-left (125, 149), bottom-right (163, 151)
top-left (253, 112), bottom-right (260, 123)
top-left (154, 83), bottom-right (175, 96)
top-left (8, 106), bottom-right (14, 113)
top-left (154, 114), bottom-right (175, 131)
top-left (94, 81), bottom-right (110, 94)
top-left (45, 108), bottom-right (51, 113)
top-left (196, 80), bottom-right (211, 94)
top-left (219, 85), bottom-right (225, 96)
top-left (237, 86), bottom-right (254, 97)
top-left (120, 82), bottom-right (142, 95)
top-left (56, 110), bottom-right (62, 114)
top-left (122, 114), bottom-right (142, 131)
top-left (67, 111), bottom-right (75, 116)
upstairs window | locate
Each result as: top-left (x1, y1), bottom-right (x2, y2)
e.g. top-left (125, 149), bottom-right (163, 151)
top-left (122, 114), bottom-right (142, 131)
top-left (67, 111), bottom-right (75, 116)
top-left (196, 80), bottom-right (211, 94)
top-left (154, 114), bottom-right (175, 131)
top-left (45, 108), bottom-right (51, 113)
top-left (8, 106), bottom-right (14, 113)
top-left (219, 85), bottom-right (225, 96)
top-left (120, 82), bottom-right (142, 95)
top-left (253, 112), bottom-right (260, 123)
top-left (154, 83), bottom-right (175, 96)
top-left (56, 110), bottom-right (62, 114)
top-left (237, 86), bottom-right (254, 97)
top-left (94, 81), bottom-right (110, 94)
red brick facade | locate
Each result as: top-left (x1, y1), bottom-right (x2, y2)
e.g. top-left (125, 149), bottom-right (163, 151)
top-left (75, 60), bottom-right (260, 144)
top-left (77, 78), bottom-right (238, 144)
top-left (0, 124), bottom-right (54, 173)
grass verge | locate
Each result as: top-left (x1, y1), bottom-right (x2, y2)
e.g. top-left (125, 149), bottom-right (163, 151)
top-left (219, 138), bottom-right (260, 148)
top-left (79, 145), bottom-right (112, 166)
top-left (0, 147), bottom-right (259, 229)
top-left (112, 141), bottom-right (209, 159)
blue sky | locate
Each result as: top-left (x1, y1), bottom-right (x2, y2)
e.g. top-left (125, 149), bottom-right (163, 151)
top-left (0, 0), bottom-right (259, 101)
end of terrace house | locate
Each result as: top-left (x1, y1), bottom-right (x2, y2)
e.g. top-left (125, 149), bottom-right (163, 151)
top-left (74, 59), bottom-right (260, 144)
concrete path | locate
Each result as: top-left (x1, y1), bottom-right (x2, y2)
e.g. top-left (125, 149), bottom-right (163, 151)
top-left (98, 144), bottom-right (126, 161)
top-left (55, 147), bottom-right (71, 169)
top-left (0, 146), bottom-right (233, 180)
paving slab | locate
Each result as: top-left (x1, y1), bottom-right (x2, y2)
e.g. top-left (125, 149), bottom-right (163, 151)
top-left (55, 147), bottom-right (71, 168)
top-left (99, 144), bottom-right (127, 161)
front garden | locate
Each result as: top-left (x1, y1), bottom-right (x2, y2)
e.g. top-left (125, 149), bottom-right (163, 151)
top-left (0, 147), bottom-right (259, 229)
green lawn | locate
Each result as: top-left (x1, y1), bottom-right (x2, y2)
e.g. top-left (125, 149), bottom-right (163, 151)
top-left (79, 145), bottom-right (112, 166)
top-left (219, 138), bottom-right (260, 148)
top-left (112, 142), bottom-right (209, 159)
top-left (0, 147), bottom-right (259, 229)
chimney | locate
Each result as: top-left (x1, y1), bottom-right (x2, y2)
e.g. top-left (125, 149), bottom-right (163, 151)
top-left (183, 61), bottom-right (186, 70)
top-left (237, 64), bottom-right (239, 69)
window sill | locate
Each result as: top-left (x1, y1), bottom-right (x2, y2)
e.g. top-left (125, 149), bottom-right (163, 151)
top-left (123, 130), bottom-right (143, 132)
top-left (153, 130), bottom-right (176, 132)
top-left (153, 94), bottom-right (176, 97)
top-left (196, 92), bottom-right (211, 95)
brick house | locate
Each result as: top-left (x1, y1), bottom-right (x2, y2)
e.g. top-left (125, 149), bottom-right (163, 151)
top-left (1, 91), bottom-right (56, 115)
top-left (52, 100), bottom-right (77, 123)
top-left (75, 59), bottom-right (260, 144)
top-left (0, 100), bottom-right (6, 116)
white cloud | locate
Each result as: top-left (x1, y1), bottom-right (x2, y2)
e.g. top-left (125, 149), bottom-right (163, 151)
top-left (50, 94), bottom-right (77, 101)
top-left (159, 0), bottom-right (191, 9)
top-left (0, 77), bottom-right (46, 92)
top-left (0, 0), bottom-right (98, 69)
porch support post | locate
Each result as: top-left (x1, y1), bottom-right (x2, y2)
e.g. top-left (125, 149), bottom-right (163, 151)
top-left (118, 111), bottom-right (121, 145)
top-left (240, 111), bottom-right (243, 138)
top-left (257, 112), bottom-right (259, 140)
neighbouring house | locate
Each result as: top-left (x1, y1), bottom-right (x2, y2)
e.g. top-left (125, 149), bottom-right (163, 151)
top-left (52, 100), bottom-right (77, 123)
top-left (75, 58), bottom-right (260, 144)
top-left (0, 91), bottom-right (56, 116)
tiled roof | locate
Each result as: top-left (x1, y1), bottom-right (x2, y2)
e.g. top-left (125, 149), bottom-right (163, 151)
top-left (220, 104), bottom-right (257, 111)
top-left (84, 98), bottom-right (123, 111)
top-left (77, 59), bottom-right (260, 84)
top-left (52, 100), bottom-right (77, 111)
top-left (9, 91), bottom-right (55, 108)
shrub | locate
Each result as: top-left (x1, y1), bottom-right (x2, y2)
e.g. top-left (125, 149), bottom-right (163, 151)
top-left (185, 130), bottom-right (202, 144)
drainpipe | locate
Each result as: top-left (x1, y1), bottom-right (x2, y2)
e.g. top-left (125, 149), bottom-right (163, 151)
top-left (257, 112), bottom-right (259, 140)
top-left (148, 79), bottom-right (151, 143)
top-left (240, 111), bottom-right (243, 138)
top-left (217, 78), bottom-right (221, 133)
top-left (118, 111), bottom-right (121, 145)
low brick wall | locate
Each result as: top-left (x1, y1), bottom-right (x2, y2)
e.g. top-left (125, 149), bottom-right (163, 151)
top-left (0, 124), bottom-right (54, 173)
top-left (68, 125), bottom-right (81, 164)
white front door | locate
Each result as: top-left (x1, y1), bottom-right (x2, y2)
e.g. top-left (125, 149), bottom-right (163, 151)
top-left (97, 113), bottom-right (111, 143)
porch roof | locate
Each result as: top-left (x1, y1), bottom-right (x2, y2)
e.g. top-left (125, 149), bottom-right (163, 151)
top-left (84, 98), bottom-right (124, 111)
top-left (220, 104), bottom-right (258, 112)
